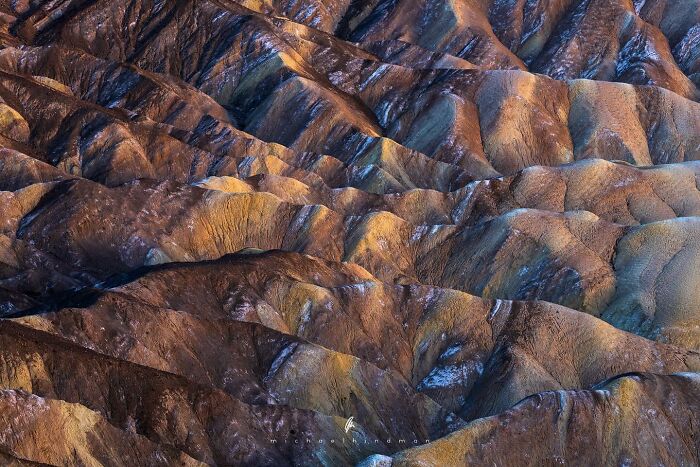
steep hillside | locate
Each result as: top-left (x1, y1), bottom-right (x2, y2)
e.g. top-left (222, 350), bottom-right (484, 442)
top-left (0, 0), bottom-right (699, 465)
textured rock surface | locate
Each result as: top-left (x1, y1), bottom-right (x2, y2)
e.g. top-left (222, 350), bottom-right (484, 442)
top-left (0, 0), bottom-right (698, 465)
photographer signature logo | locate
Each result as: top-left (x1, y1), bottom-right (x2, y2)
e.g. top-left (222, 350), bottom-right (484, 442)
top-left (344, 416), bottom-right (356, 433)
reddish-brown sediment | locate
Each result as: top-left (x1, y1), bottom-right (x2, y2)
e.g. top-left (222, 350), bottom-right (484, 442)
top-left (0, 0), bottom-right (699, 465)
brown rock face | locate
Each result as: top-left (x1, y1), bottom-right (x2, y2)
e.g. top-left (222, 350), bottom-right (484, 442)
top-left (0, 0), bottom-right (698, 465)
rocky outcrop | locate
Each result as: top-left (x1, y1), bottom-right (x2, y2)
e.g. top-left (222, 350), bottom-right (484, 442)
top-left (387, 372), bottom-right (700, 466)
top-left (0, 0), bottom-right (698, 465)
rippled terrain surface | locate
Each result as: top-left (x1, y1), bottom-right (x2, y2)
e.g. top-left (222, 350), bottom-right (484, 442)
top-left (0, 0), bottom-right (699, 465)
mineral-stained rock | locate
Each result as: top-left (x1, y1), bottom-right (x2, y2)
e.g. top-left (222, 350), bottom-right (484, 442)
top-left (14, 252), bottom-right (700, 421)
top-left (0, 0), bottom-right (698, 465)
top-left (0, 388), bottom-right (205, 466)
top-left (387, 373), bottom-right (700, 466)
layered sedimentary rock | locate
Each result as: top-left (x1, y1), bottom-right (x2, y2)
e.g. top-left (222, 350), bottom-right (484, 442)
top-left (0, 0), bottom-right (699, 465)
top-left (387, 372), bottom-right (700, 466)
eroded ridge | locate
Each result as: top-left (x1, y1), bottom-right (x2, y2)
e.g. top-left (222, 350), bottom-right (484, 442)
top-left (0, 0), bottom-right (698, 465)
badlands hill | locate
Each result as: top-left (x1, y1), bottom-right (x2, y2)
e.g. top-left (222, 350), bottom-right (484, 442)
top-left (0, 0), bottom-right (699, 465)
